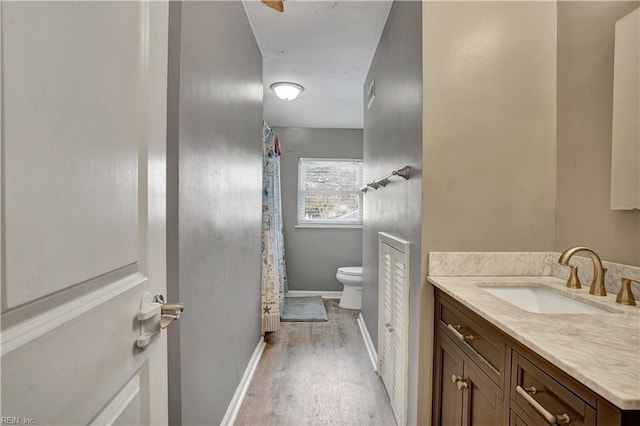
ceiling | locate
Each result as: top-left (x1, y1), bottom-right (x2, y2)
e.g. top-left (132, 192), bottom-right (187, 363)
top-left (243, 0), bottom-right (392, 129)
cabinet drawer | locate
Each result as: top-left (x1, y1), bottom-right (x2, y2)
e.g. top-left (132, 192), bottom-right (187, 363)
top-left (511, 351), bottom-right (596, 426)
top-left (438, 296), bottom-right (506, 386)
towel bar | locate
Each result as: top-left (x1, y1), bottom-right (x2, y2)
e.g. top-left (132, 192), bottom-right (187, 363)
top-left (361, 165), bottom-right (411, 192)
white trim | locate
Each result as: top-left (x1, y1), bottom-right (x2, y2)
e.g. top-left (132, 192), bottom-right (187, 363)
top-left (298, 157), bottom-right (363, 162)
top-left (1, 272), bottom-right (147, 355)
top-left (378, 232), bottom-right (411, 254)
top-left (220, 337), bottom-right (267, 426)
top-left (91, 372), bottom-right (140, 426)
top-left (285, 290), bottom-right (342, 299)
top-left (357, 313), bottom-right (378, 372)
top-left (294, 224), bottom-right (363, 229)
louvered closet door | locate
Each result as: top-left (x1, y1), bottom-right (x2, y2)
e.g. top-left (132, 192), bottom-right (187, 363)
top-left (378, 234), bottom-right (410, 425)
top-left (380, 248), bottom-right (395, 399)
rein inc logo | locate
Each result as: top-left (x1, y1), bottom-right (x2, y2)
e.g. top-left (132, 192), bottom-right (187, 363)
top-left (1, 418), bottom-right (35, 425)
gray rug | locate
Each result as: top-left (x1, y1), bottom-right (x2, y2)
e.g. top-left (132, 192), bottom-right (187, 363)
top-left (281, 296), bottom-right (328, 322)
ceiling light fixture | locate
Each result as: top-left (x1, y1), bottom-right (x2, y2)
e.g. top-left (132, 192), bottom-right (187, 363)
top-left (270, 82), bottom-right (304, 101)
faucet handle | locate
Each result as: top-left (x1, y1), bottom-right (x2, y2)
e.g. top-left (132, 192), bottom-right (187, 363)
top-left (616, 277), bottom-right (639, 306)
top-left (565, 265), bottom-right (582, 289)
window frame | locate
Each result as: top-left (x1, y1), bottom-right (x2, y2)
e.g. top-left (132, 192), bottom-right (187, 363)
top-left (296, 157), bottom-right (364, 228)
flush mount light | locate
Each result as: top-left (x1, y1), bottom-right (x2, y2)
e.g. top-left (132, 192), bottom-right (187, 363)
top-left (270, 82), bottom-right (304, 101)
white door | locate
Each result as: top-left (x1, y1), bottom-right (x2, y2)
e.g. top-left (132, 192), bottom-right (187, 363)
top-left (1, 2), bottom-right (169, 425)
top-left (379, 244), bottom-right (396, 399)
top-left (378, 233), bottom-right (410, 425)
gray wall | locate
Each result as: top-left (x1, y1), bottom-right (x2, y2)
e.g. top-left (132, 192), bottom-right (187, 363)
top-left (166, 2), bottom-right (182, 425)
top-left (362, 2), bottom-right (423, 424)
top-left (167, 2), bottom-right (263, 424)
top-left (556, 1), bottom-right (640, 267)
top-left (419, 2), bottom-right (558, 423)
top-left (276, 127), bottom-right (363, 292)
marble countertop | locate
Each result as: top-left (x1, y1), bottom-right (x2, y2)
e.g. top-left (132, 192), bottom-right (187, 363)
top-left (427, 275), bottom-right (640, 410)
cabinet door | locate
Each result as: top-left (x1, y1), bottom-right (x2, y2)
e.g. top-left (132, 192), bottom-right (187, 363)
top-left (510, 409), bottom-right (533, 426)
top-left (434, 333), bottom-right (464, 426)
top-left (463, 358), bottom-right (505, 426)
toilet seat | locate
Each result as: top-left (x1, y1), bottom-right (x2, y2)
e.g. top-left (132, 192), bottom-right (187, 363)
top-left (337, 266), bottom-right (362, 277)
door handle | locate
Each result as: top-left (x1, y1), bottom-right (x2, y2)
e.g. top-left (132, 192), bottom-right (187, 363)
top-left (137, 293), bottom-right (185, 350)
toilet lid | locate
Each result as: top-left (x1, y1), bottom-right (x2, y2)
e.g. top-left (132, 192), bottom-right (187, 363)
top-left (338, 266), bottom-right (362, 276)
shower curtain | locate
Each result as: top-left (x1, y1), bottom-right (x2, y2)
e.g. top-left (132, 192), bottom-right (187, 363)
top-left (261, 122), bottom-right (287, 333)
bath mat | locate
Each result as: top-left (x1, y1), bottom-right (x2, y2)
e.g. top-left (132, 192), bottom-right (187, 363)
top-left (281, 296), bottom-right (328, 322)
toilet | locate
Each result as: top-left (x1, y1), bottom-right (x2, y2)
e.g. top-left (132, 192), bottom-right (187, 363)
top-left (336, 266), bottom-right (363, 309)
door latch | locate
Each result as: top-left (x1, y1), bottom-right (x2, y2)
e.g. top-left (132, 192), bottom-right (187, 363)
top-left (154, 294), bottom-right (185, 329)
top-left (136, 292), bottom-right (185, 350)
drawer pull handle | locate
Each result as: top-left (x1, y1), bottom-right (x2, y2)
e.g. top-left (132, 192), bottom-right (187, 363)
top-left (447, 323), bottom-right (475, 341)
top-left (451, 374), bottom-right (468, 390)
top-left (516, 385), bottom-right (571, 425)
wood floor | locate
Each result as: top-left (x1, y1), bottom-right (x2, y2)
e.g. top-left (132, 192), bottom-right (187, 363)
top-left (235, 299), bottom-right (397, 426)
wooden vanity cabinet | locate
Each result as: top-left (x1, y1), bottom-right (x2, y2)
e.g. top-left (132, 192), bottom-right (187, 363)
top-left (434, 293), bottom-right (508, 426)
top-left (432, 289), bottom-right (640, 426)
top-left (434, 332), bottom-right (505, 426)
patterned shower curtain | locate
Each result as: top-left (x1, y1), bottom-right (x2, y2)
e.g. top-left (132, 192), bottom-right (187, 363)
top-left (261, 123), bottom-right (287, 333)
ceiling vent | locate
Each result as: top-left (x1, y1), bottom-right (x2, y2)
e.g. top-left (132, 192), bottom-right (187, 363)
top-left (367, 79), bottom-right (375, 109)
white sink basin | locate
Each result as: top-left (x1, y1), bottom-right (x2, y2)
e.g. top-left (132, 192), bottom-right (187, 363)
top-left (481, 285), bottom-right (613, 314)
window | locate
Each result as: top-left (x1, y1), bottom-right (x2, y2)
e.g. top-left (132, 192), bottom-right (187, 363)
top-left (297, 158), bottom-right (364, 226)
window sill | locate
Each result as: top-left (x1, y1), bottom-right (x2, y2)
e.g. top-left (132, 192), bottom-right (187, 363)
top-left (295, 224), bottom-right (363, 229)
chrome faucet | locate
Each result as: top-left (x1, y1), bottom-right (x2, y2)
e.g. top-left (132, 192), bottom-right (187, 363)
top-left (557, 247), bottom-right (607, 296)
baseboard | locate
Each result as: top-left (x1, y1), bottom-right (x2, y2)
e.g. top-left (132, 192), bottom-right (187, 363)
top-left (220, 337), bottom-right (266, 426)
top-left (357, 313), bottom-right (378, 372)
top-left (286, 290), bottom-right (342, 299)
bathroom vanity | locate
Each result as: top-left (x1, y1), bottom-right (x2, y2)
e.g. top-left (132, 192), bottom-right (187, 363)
top-left (429, 275), bottom-right (640, 426)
